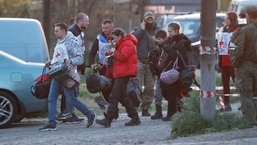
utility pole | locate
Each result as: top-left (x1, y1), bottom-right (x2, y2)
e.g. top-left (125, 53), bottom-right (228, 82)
top-left (199, 0), bottom-right (217, 121)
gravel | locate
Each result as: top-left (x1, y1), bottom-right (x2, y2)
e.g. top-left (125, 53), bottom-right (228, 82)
top-left (1, 102), bottom-right (257, 145)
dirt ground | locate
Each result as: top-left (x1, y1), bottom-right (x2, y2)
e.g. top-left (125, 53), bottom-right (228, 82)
top-left (1, 102), bottom-right (257, 145)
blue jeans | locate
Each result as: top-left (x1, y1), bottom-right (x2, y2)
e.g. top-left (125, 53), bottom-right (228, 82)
top-left (48, 79), bottom-right (93, 127)
top-left (63, 85), bottom-right (94, 118)
top-left (48, 79), bottom-right (63, 127)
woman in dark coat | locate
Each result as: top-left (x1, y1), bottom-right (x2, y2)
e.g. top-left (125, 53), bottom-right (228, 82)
top-left (159, 22), bottom-right (191, 121)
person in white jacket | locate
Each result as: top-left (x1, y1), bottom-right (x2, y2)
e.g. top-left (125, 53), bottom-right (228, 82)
top-left (39, 23), bottom-right (96, 131)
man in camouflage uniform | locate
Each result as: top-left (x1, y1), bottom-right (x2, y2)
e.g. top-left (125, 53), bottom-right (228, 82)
top-left (231, 6), bottom-right (257, 127)
top-left (131, 11), bottom-right (160, 116)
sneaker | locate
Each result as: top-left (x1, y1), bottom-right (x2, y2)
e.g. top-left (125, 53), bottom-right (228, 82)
top-left (86, 113), bottom-right (96, 128)
top-left (56, 112), bottom-right (72, 121)
top-left (39, 124), bottom-right (57, 132)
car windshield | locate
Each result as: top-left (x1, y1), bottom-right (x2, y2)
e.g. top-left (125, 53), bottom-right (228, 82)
top-left (0, 20), bottom-right (49, 63)
top-left (156, 14), bottom-right (182, 31)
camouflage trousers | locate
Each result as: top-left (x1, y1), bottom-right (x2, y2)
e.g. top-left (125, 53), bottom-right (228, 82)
top-left (235, 61), bottom-right (257, 125)
top-left (137, 60), bottom-right (155, 110)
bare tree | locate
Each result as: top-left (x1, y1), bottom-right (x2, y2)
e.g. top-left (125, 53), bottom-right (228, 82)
top-left (42, 0), bottom-right (51, 48)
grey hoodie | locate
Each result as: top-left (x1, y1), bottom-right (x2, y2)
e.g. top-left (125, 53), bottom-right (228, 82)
top-left (64, 31), bottom-right (84, 67)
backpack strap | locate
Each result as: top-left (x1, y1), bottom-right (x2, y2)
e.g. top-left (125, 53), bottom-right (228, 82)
top-left (177, 51), bottom-right (187, 68)
top-left (162, 51), bottom-right (179, 73)
top-left (177, 51), bottom-right (201, 89)
top-left (144, 30), bottom-right (157, 51)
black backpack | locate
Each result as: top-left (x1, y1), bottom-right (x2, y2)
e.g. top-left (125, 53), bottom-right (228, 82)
top-left (178, 52), bottom-right (200, 95)
top-left (86, 73), bottom-right (112, 94)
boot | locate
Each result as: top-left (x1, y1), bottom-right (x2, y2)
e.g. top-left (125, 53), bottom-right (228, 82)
top-left (125, 113), bottom-right (141, 126)
top-left (162, 102), bottom-right (175, 121)
top-left (104, 112), bottom-right (119, 120)
top-left (95, 118), bottom-right (111, 128)
top-left (161, 116), bottom-right (171, 121)
top-left (151, 105), bottom-right (163, 120)
top-left (142, 109), bottom-right (151, 116)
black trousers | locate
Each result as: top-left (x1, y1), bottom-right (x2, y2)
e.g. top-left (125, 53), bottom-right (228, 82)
top-left (161, 81), bottom-right (180, 117)
top-left (106, 76), bottom-right (137, 120)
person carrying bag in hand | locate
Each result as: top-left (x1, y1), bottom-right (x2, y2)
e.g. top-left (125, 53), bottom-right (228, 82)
top-left (96, 27), bottom-right (141, 128)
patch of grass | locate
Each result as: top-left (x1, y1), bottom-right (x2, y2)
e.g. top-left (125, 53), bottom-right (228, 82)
top-left (171, 93), bottom-right (247, 139)
top-left (171, 111), bottom-right (208, 138)
top-left (209, 112), bottom-right (247, 132)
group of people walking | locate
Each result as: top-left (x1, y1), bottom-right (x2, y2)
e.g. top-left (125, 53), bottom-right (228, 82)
top-left (40, 5), bottom-right (257, 131)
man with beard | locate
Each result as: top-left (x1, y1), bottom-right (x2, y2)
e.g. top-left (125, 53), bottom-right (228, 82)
top-left (131, 11), bottom-right (160, 116)
top-left (69, 13), bottom-right (89, 75)
top-left (56, 13), bottom-right (90, 123)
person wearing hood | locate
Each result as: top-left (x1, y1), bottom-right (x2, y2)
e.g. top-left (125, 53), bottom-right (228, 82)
top-left (131, 11), bottom-right (161, 117)
top-left (39, 23), bottom-right (96, 131)
top-left (96, 28), bottom-right (141, 128)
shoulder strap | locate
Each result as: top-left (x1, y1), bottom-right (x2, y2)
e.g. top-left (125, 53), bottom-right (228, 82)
top-left (177, 51), bottom-right (201, 89)
top-left (162, 51), bottom-right (179, 72)
top-left (177, 51), bottom-right (187, 68)
top-left (144, 30), bottom-right (157, 50)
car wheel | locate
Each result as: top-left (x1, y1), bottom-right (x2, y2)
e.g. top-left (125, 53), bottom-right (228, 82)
top-left (0, 91), bottom-right (17, 128)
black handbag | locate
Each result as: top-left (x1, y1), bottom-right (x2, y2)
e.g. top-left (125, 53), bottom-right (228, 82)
top-left (127, 77), bottom-right (142, 107)
top-left (31, 66), bottom-right (51, 99)
top-left (86, 72), bottom-right (112, 94)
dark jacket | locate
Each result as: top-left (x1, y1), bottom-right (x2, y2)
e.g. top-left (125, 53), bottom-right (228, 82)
top-left (160, 33), bottom-right (191, 90)
top-left (131, 23), bottom-right (160, 59)
top-left (68, 24), bottom-right (81, 37)
top-left (231, 22), bottom-right (257, 67)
